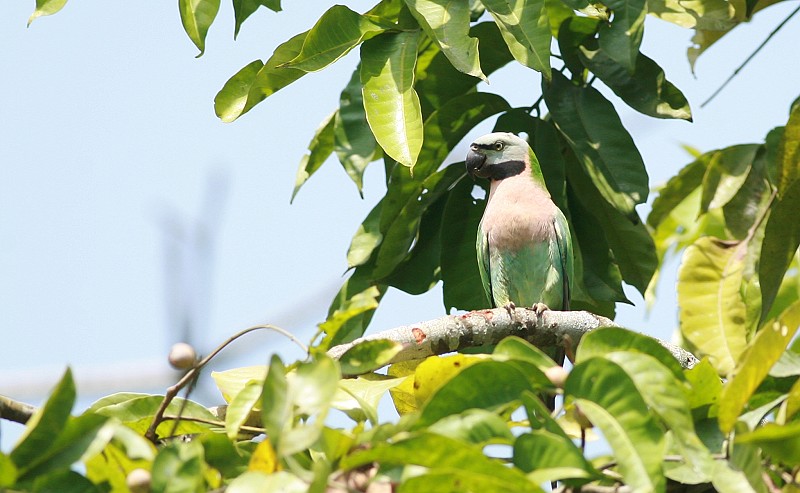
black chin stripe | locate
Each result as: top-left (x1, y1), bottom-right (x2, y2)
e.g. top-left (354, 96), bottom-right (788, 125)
top-left (490, 160), bottom-right (525, 180)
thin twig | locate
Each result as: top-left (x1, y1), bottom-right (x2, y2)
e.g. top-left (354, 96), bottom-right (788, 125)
top-left (701, 4), bottom-right (800, 108)
top-left (144, 324), bottom-right (303, 443)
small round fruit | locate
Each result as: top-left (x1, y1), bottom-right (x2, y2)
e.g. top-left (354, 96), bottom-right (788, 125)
top-left (168, 342), bottom-right (197, 370)
top-left (126, 468), bottom-right (151, 493)
top-left (544, 365), bottom-right (568, 389)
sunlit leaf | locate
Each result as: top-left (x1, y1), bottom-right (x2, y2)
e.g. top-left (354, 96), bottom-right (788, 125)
top-left (248, 439), bottom-right (280, 473)
top-left (700, 144), bottom-right (759, 214)
top-left (566, 359), bottom-right (666, 493)
top-left (580, 48), bottom-right (692, 120)
top-left (777, 100), bottom-right (800, 195)
top-left (333, 374), bottom-right (405, 423)
top-left (388, 359), bottom-right (425, 415)
top-left (319, 286), bottom-right (381, 350)
top-left (10, 368), bottom-right (75, 469)
top-left (261, 355), bottom-right (289, 454)
top-left (544, 71), bottom-right (648, 216)
top-left (410, 354), bottom-right (486, 411)
top-left (233, 0), bottom-right (281, 39)
top-left (678, 237), bottom-right (748, 376)
top-left (342, 433), bottom-right (536, 490)
top-left (151, 440), bottom-right (206, 493)
top-left (576, 327), bottom-right (686, 379)
top-left (226, 380), bottom-right (262, 440)
top-left (291, 111), bottom-right (337, 202)
top-left (493, 336), bottom-right (558, 372)
top-left (226, 471), bottom-right (306, 493)
top-left (214, 32), bottom-right (307, 122)
top-left (722, 148), bottom-right (771, 239)
top-left (737, 422), bottom-right (800, 467)
top-left (211, 366), bottom-right (267, 403)
top-left (27, 0), bottom-right (68, 26)
top-left (360, 31), bottom-right (424, 168)
top-left (406, 0), bottom-right (486, 81)
top-left (285, 5), bottom-right (390, 72)
top-left (416, 360), bottom-right (537, 427)
top-left (178, 0), bottom-right (220, 57)
top-left (648, 153), bottom-right (708, 229)
top-left (718, 301), bottom-right (800, 433)
top-left (481, 0), bottom-right (552, 79)
top-left (0, 454), bottom-right (16, 488)
top-left (513, 430), bottom-right (599, 483)
top-left (428, 409), bottom-right (514, 444)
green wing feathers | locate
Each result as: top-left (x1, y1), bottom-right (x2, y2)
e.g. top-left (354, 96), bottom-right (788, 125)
top-left (553, 208), bottom-right (573, 310)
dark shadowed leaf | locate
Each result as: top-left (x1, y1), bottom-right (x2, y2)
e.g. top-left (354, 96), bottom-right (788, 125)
top-left (759, 179), bottom-right (800, 321)
top-left (700, 144), bottom-right (759, 214)
top-left (649, 153), bottom-right (710, 228)
top-left (544, 71), bottom-right (649, 216)
top-left (580, 48), bottom-right (691, 120)
top-left (596, 0), bottom-right (646, 73)
top-left (514, 431), bottom-right (599, 483)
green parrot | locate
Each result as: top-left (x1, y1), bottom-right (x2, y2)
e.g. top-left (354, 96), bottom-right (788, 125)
top-left (466, 131), bottom-right (574, 365)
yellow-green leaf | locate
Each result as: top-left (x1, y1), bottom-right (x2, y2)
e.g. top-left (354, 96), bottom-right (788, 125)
top-left (178, 0), bottom-right (220, 57)
top-left (360, 31), bottom-right (424, 168)
top-left (777, 99), bottom-right (800, 196)
top-left (28, 0), bottom-right (68, 26)
top-left (405, 0), bottom-right (487, 81)
top-left (481, 0), bottom-right (552, 79)
top-left (291, 111), bottom-right (337, 202)
top-left (718, 301), bottom-right (800, 433)
top-left (678, 237), bottom-right (748, 376)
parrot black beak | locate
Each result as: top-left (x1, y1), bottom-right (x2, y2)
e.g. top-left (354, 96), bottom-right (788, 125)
top-left (466, 147), bottom-right (487, 179)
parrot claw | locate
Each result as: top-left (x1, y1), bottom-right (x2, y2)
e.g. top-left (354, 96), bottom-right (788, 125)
top-left (531, 303), bottom-right (550, 316)
top-left (502, 302), bottom-right (517, 322)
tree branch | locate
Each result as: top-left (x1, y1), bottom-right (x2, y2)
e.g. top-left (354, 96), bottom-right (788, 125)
top-left (327, 307), bottom-right (699, 371)
top-left (0, 394), bottom-right (36, 425)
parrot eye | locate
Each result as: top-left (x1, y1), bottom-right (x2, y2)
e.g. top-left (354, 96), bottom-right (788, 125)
top-left (493, 141), bottom-right (504, 151)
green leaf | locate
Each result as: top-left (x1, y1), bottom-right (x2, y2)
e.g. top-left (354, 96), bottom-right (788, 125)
top-left (405, 0), bottom-right (486, 81)
top-left (648, 153), bottom-right (708, 229)
top-left (226, 471), bottom-right (307, 493)
top-left (319, 286), bottom-right (381, 350)
top-left (700, 144), bottom-right (759, 214)
top-left (291, 111), bottom-right (337, 202)
top-left (11, 368), bottom-right (75, 468)
top-left (325, 270), bottom-right (386, 345)
top-left (0, 453), bottom-right (16, 488)
top-left (544, 71), bottom-right (649, 216)
top-left (597, 0), bottom-right (646, 73)
top-left (759, 179), bottom-right (800, 321)
top-left (440, 176), bottom-right (490, 311)
top-left (678, 237), bottom-right (748, 376)
top-left (718, 301), bottom-right (800, 433)
top-left (556, 16), bottom-right (600, 78)
top-left (427, 409), bottom-right (514, 444)
top-left (86, 393), bottom-right (217, 437)
top-left (342, 433), bottom-right (536, 490)
top-left (18, 413), bottom-right (114, 481)
top-left (261, 355), bottom-right (289, 454)
top-left (565, 150), bottom-right (656, 293)
top-left (214, 32), bottom-right (307, 122)
top-left (576, 327), bottom-right (686, 379)
top-left (285, 5), bottom-right (390, 72)
top-left (28, 0), bottom-right (68, 26)
top-left (334, 67), bottom-right (381, 195)
top-left (346, 202), bottom-right (383, 269)
top-left (579, 48), bottom-right (691, 120)
top-left (360, 31), bottom-right (424, 168)
top-left (291, 355), bottom-right (339, 417)
top-left (333, 374), bottom-right (404, 423)
top-left (415, 360), bottom-right (538, 427)
top-left (338, 339), bottom-right (404, 375)
top-left (178, 0), bottom-right (220, 57)
top-left (30, 470), bottom-right (98, 493)
top-left (481, 0), bottom-right (552, 79)
top-left (777, 100), bottom-right (800, 195)
top-left (722, 147), bottom-right (771, 240)
top-left (493, 336), bottom-right (558, 372)
top-left (232, 0), bottom-right (281, 39)
top-left (151, 440), bottom-right (206, 493)
top-left (736, 422), bottom-right (800, 467)
top-left (604, 351), bottom-right (715, 480)
top-left (565, 358), bottom-right (666, 493)
top-left (210, 366), bottom-right (266, 402)
top-left (513, 431), bottom-right (599, 483)
top-left (225, 380), bottom-right (262, 439)
top-left (685, 358), bottom-right (723, 412)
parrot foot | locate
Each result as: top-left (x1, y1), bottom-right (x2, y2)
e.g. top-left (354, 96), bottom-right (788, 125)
top-left (502, 302), bottom-right (517, 322)
top-left (531, 302), bottom-right (550, 316)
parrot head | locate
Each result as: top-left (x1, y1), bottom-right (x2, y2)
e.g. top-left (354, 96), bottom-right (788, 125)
top-left (466, 132), bottom-right (529, 180)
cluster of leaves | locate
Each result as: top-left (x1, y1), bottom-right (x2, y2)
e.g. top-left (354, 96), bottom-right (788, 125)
top-left (6, 319), bottom-right (800, 492)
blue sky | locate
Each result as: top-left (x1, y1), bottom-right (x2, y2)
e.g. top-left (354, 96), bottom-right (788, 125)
top-left (2, 2), bottom-right (799, 448)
